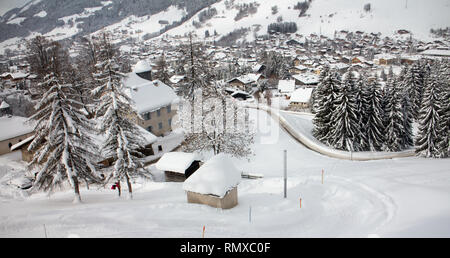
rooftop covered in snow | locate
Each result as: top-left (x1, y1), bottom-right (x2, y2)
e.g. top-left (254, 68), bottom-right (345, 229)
top-left (155, 152), bottom-right (202, 174)
top-left (183, 154), bottom-right (241, 198)
top-left (278, 80), bottom-right (296, 93)
top-left (133, 60), bottom-right (152, 73)
top-left (0, 116), bottom-right (34, 142)
top-left (290, 87), bottom-right (314, 104)
top-left (124, 72), bottom-right (178, 114)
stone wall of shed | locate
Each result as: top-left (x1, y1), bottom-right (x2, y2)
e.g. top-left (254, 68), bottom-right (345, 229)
top-left (186, 187), bottom-right (238, 209)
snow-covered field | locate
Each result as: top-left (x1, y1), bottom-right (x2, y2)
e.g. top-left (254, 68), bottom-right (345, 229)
top-left (0, 109), bottom-right (449, 238)
top-left (161, 0), bottom-right (450, 42)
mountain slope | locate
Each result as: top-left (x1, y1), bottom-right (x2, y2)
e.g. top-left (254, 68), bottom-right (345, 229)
top-left (0, 0), bottom-right (448, 54)
top-left (159, 0), bottom-right (450, 42)
top-left (0, 0), bottom-right (218, 46)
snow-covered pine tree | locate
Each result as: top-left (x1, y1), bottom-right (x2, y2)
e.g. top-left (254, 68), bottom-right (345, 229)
top-left (416, 66), bottom-right (444, 158)
top-left (398, 67), bottom-right (414, 149)
top-left (400, 89), bottom-right (414, 149)
top-left (384, 79), bottom-right (407, 152)
top-left (311, 65), bottom-right (330, 114)
top-left (328, 70), bottom-right (361, 152)
top-left (437, 60), bottom-right (449, 158)
top-left (27, 72), bottom-right (101, 203)
top-left (92, 33), bottom-right (145, 199)
top-left (354, 74), bottom-right (369, 151)
top-left (312, 70), bottom-right (341, 145)
top-left (154, 52), bottom-right (171, 85)
top-left (363, 79), bottom-right (386, 151)
top-left (403, 62), bottom-right (426, 120)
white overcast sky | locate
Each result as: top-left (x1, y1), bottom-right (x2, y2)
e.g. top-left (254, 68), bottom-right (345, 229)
top-left (0, 0), bottom-right (30, 16)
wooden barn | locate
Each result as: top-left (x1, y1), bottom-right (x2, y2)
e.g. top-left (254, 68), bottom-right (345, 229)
top-left (182, 154), bottom-right (241, 209)
top-left (155, 152), bottom-right (202, 182)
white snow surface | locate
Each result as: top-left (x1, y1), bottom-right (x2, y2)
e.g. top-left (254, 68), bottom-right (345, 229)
top-left (0, 116), bottom-right (34, 142)
top-left (0, 109), bottom-right (449, 237)
top-left (94, 5), bottom-right (186, 40)
top-left (183, 154), bottom-right (241, 198)
top-left (33, 10), bottom-right (47, 18)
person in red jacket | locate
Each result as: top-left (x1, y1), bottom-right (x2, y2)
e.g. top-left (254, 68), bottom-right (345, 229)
top-left (111, 181), bottom-right (121, 197)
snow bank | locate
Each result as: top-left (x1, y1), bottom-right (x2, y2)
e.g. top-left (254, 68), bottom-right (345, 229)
top-left (183, 154), bottom-right (241, 198)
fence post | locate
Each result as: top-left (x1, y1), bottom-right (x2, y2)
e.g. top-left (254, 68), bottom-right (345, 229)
top-left (284, 150), bottom-right (287, 198)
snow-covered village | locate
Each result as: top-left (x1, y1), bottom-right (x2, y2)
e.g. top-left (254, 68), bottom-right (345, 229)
top-left (0, 0), bottom-right (449, 243)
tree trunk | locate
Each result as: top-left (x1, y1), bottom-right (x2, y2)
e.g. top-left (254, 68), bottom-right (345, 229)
top-left (117, 180), bottom-right (121, 197)
top-left (73, 176), bottom-right (82, 203)
top-left (125, 174), bottom-right (133, 200)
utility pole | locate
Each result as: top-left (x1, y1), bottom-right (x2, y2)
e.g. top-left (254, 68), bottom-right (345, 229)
top-left (284, 150), bottom-right (287, 198)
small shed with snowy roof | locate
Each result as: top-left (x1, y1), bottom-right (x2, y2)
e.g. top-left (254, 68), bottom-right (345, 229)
top-left (0, 101), bottom-right (12, 116)
top-left (155, 152), bottom-right (202, 182)
top-left (134, 60), bottom-right (152, 81)
top-left (289, 87), bottom-right (314, 109)
top-left (182, 154), bottom-right (241, 209)
top-left (0, 116), bottom-right (34, 156)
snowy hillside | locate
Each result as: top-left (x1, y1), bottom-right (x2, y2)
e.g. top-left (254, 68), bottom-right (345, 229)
top-left (160, 0), bottom-right (450, 42)
top-left (0, 0), bottom-right (449, 54)
top-left (0, 0), bottom-right (32, 16)
top-left (298, 0), bottom-right (450, 41)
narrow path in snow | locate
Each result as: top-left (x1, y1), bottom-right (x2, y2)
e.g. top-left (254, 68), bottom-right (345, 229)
top-left (247, 104), bottom-right (416, 161)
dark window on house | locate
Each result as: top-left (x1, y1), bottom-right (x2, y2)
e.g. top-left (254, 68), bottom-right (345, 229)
top-left (143, 112), bottom-right (151, 121)
top-left (147, 126), bottom-right (153, 132)
top-left (157, 109), bottom-right (161, 117)
top-left (158, 122), bottom-right (163, 129)
top-left (168, 118), bottom-right (172, 127)
top-left (167, 105), bottom-right (171, 113)
top-left (8, 143), bottom-right (12, 149)
top-left (158, 145), bottom-right (163, 152)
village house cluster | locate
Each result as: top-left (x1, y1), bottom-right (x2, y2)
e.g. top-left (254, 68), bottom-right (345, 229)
top-left (0, 27), bottom-right (449, 208)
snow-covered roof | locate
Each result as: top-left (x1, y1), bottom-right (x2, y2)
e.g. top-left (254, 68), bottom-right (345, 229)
top-left (182, 154), bottom-right (241, 198)
top-left (292, 65), bottom-right (309, 71)
top-left (169, 75), bottom-right (185, 84)
top-left (10, 72), bottom-right (29, 80)
top-left (137, 126), bottom-right (158, 145)
top-left (290, 87), bottom-right (314, 104)
top-left (420, 49), bottom-right (450, 57)
top-left (292, 73), bottom-right (320, 85)
top-left (374, 53), bottom-right (397, 60)
top-left (155, 152), bottom-right (202, 174)
top-left (0, 116), bottom-right (34, 142)
top-left (124, 72), bottom-right (178, 114)
top-left (10, 135), bottom-right (35, 151)
top-left (133, 60), bottom-right (152, 73)
top-left (251, 63), bottom-right (264, 72)
top-left (228, 75), bottom-right (256, 85)
top-left (278, 80), bottom-right (296, 93)
top-left (0, 101), bottom-right (10, 109)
